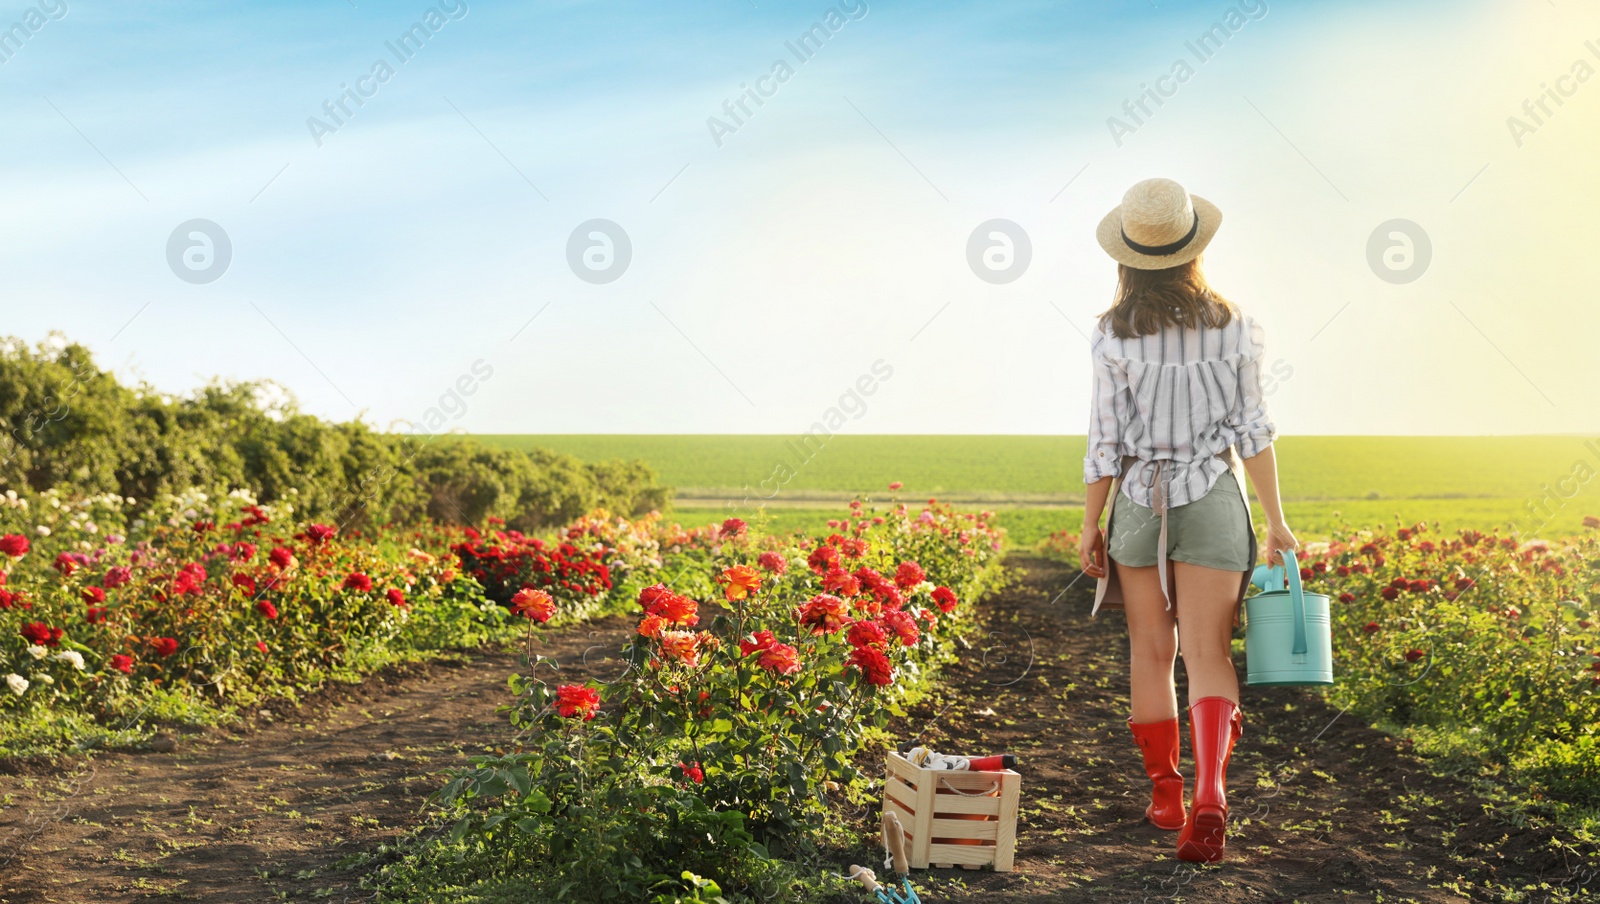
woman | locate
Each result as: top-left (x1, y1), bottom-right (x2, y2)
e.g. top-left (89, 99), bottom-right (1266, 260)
top-left (1076, 177), bottom-right (1298, 863)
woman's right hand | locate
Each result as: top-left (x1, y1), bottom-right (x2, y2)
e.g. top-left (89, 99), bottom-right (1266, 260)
top-left (1263, 520), bottom-right (1299, 567)
top-left (1079, 526), bottom-right (1106, 579)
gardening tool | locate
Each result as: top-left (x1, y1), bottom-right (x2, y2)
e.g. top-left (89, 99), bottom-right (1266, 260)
top-left (1245, 549), bottom-right (1334, 686)
top-left (905, 746), bottom-right (1018, 772)
top-left (844, 811), bottom-right (922, 904)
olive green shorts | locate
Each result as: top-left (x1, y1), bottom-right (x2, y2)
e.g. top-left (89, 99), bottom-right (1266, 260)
top-left (1107, 469), bottom-right (1252, 572)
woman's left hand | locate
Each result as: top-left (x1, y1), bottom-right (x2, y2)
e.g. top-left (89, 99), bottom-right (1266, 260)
top-left (1078, 526), bottom-right (1106, 579)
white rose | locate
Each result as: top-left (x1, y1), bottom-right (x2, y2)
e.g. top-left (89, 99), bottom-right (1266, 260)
top-left (35, 525), bottom-right (51, 537)
top-left (26, 645), bottom-right (47, 660)
top-left (53, 650), bottom-right (86, 671)
top-left (5, 674), bottom-right (26, 695)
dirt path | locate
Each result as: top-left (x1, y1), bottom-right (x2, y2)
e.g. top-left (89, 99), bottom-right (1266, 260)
top-left (850, 555), bottom-right (1598, 903)
top-left (0, 616), bottom-right (635, 904)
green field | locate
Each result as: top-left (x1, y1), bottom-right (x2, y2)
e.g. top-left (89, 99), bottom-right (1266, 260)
top-left (477, 435), bottom-right (1600, 547)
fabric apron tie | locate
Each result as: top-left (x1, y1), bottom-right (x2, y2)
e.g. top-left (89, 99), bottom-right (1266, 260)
top-left (1131, 458), bottom-right (1175, 611)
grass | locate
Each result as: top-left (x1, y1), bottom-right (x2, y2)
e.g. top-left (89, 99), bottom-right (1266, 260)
top-left (482, 435), bottom-right (1600, 544)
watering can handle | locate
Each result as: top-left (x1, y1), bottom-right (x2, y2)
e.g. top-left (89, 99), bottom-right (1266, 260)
top-left (1282, 548), bottom-right (1308, 656)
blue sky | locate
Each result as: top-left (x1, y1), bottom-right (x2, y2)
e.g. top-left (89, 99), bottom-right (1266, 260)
top-left (3, 0), bottom-right (1598, 436)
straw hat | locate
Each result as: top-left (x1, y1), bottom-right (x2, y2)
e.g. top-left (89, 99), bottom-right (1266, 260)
top-left (1096, 178), bottom-right (1221, 269)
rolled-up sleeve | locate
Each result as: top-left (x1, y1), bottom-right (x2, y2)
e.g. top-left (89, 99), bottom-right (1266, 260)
top-left (1084, 325), bottom-right (1125, 483)
top-left (1229, 315), bottom-right (1278, 458)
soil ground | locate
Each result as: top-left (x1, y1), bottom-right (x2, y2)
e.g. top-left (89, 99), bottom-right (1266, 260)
top-left (0, 617), bottom-right (635, 904)
top-left (842, 555), bottom-right (1598, 903)
top-left (1, 558), bottom-right (1594, 903)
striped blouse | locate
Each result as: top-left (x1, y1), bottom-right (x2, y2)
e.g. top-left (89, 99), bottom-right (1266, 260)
top-left (1083, 309), bottom-right (1277, 509)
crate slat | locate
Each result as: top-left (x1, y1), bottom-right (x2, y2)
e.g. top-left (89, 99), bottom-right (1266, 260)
top-left (929, 817), bottom-right (998, 841)
top-left (929, 793), bottom-right (1001, 816)
top-left (926, 843), bottom-right (999, 867)
top-left (884, 776), bottom-right (919, 815)
top-left (994, 772), bottom-right (1021, 872)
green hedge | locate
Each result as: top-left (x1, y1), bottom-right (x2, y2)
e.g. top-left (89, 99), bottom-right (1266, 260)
top-left (0, 335), bottom-right (668, 529)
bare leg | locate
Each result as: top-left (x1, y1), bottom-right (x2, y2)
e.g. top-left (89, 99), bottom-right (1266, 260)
top-left (1115, 558), bottom-right (1179, 723)
top-left (1173, 561), bottom-right (1243, 703)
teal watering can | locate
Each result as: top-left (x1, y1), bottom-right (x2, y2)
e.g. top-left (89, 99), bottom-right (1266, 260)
top-left (1245, 549), bottom-right (1334, 686)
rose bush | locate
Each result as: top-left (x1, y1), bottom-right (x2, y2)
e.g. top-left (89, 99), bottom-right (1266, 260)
top-left (1292, 519), bottom-right (1600, 806)
top-left (370, 499), bottom-right (1006, 902)
top-left (0, 488), bottom-right (696, 756)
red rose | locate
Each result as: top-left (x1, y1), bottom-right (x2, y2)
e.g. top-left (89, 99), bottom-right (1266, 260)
top-left (86, 607), bottom-right (108, 625)
top-left (1363, 622), bottom-right (1380, 634)
top-left (193, 520), bottom-right (215, 534)
top-left (755, 642), bottom-right (800, 674)
top-left (82, 586), bottom-right (106, 604)
top-left (555, 684), bottom-right (601, 720)
top-left (269, 546), bottom-right (294, 569)
top-left (795, 594), bottom-right (849, 635)
top-left (511, 588), bottom-right (556, 622)
top-left (757, 551), bottom-right (787, 574)
top-left (342, 572), bottom-right (373, 592)
top-left (848, 645), bottom-right (894, 686)
top-left (931, 586), bottom-right (959, 614)
top-left (20, 621), bottom-right (63, 647)
top-left (719, 518), bottom-right (748, 538)
top-left (104, 566), bottom-right (132, 589)
top-left (1407, 579), bottom-right (1432, 593)
top-left (847, 620), bottom-right (888, 649)
top-left (53, 553), bottom-right (78, 577)
top-left (174, 563), bottom-right (207, 596)
top-left (150, 637), bottom-right (179, 657)
top-left (1381, 587), bottom-right (1400, 601)
top-left (807, 545), bottom-right (840, 575)
top-left (256, 599), bottom-right (279, 619)
top-left (1404, 649), bottom-right (1425, 663)
top-left (637, 614), bottom-right (667, 638)
top-left (882, 610), bottom-right (919, 647)
top-left (893, 561), bottom-right (926, 590)
top-left (1299, 568), bottom-right (1314, 581)
top-left (255, 641), bottom-right (269, 654)
top-left (232, 573), bottom-right (258, 595)
top-left (1338, 592), bottom-right (1355, 604)
top-left (109, 654), bottom-right (134, 674)
top-left (889, 481), bottom-right (903, 490)
top-left (823, 568), bottom-right (861, 597)
top-left (386, 588), bottom-right (407, 608)
top-left (233, 542), bottom-right (258, 562)
top-left (0, 534), bottom-right (29, 558)
top-left (677, 761), bottom-right (704, 784)
top-left (305, 524), bottom-right (337, 545)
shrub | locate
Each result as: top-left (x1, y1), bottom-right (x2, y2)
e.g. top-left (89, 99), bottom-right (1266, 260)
top-left (0, 335), bottom-right (667, 530)
top-left (369, 501), bottom-right (1006, 901)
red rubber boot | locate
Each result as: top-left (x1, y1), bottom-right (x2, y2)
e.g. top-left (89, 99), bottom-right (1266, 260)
top-left (1128, 717), bottom-right (1186, 830)
top-left (1176, 697), bottom-right (1243, 862)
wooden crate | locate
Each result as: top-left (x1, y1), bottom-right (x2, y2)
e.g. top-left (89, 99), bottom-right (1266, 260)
top-left (882, 750), bottom-right (1021, 871)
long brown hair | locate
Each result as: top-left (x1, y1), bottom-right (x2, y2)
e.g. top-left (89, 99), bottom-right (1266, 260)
top-left (1099, 256), bottom-right (1234, 339)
